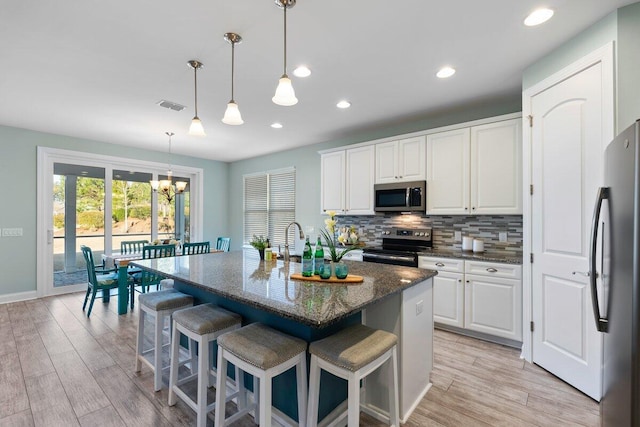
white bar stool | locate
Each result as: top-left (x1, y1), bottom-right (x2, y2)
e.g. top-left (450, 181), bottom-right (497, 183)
top-left (168, 303), bottom-right (242, 427)
top-left (135, 289), bottom-right (194, 391)
top-left (307, 323), bottom-right (399, 427)
top-left (214, 323), bottom-right (308, 427)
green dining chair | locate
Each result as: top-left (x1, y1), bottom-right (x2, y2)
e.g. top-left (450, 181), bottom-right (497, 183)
top-left (183, 241), bottom-right (210, 255)
top-left (216, 237), bottom-right (231, 252)
top-left (134, 244), bottom-right (176, 294)
top-left (81, 245), bottom-right (134, 316)
top-left (121, 239), bottom-right (149, 254)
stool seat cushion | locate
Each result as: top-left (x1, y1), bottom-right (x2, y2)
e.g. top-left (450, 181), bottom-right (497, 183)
top-left (217, 323), bottom-right (307, 370)
top-left (173, 304), bottom-right (241, 335)
top-left (138, 289), bottom-right (193, 311)
top-left (309, 324), bottom-right (398, 372)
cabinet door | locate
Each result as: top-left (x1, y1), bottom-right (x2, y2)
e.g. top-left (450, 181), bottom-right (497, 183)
top-left (470, 119), bottom-right (522, 214)
top-left (426, 128), bottom-right (470, 214)
top-left (320, 151), bottom-right (345, 213)
top-left (433, 271), bottom-right (464, 328)
top-left (375, 141), bottom-right (398, 184)
top-left (464, 274), bottom-right (522, 341)
top-left (398, 136), bottom-right (426, 181)
top-left (345, 145), bottom-right (375, 215)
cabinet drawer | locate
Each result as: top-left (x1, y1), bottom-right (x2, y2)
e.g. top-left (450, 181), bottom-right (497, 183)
top-left (418, 257), bottom-right (464, 273)
top-left (464, 261), bottom-right (521, 279)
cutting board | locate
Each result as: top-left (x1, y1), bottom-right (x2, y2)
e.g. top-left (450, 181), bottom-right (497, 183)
top-left (289, 273), bottom-right (364, 283)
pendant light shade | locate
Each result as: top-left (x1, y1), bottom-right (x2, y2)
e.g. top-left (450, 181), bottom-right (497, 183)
top-left (187, 60), bottom-right (206, 136)
top-left (222, 32), bottom-right (244, 125)
top-left (273, 0), bottom-right (298, 106)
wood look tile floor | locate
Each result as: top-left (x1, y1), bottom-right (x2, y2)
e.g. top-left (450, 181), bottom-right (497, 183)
top-left (0, 292), bottom-right (600, 426)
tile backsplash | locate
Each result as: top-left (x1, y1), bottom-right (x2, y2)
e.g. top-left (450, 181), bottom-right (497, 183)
top-left (334, 214), bottom-right (523, 257)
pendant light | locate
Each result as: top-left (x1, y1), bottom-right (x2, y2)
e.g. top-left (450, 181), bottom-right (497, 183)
top-left (272, 0), bottom-right (298, 106)
top-left (187, 60), bottom-right (206, 136)
top-left (222, 32), bottom-right (244, 125)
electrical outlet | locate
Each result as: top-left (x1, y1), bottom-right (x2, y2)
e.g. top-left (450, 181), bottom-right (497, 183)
top-left (454, 231), bottom-right (462, 242)
top-left (2, 228), bottom-right (23, 237)
top-left (305, 225), bottom-right (315, 235)
top-left (499, 232), bottom-right (507, 242)
top-left (416, 300), bottom-right (424, 316)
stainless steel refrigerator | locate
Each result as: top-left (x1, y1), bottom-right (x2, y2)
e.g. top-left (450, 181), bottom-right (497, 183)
top-left (591, 119), bottom-right (640, 426)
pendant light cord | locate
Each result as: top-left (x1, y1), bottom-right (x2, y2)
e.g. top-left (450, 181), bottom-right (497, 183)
top-left (283, 4), bottom-right (287, 76)
top-left (193, 67), bottom-right (199, 117)
top-left (231, 42), bottom-right (235, 101)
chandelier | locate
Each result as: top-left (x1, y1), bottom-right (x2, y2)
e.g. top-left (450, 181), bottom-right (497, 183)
top-left (150, 132), bottom-right (187, 203)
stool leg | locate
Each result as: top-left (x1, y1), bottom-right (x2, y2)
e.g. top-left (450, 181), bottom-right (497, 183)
top-left (347, 372), bottom-right (359, 427)
top-left (253, 375), bottom-right (260, 422)
top-left (153, 313), bottom-right (163, 391)
top-left (389, 347), bottom-right (399, 427)
top-left (236, 365), bottom-right (247, 410)
top-left (214, 349), bottom-right (228, 427)
top-left (296, 353), bottom-right (307, 427)
top-left (168, 321), bottom-right (180, 406)
top-left (306, 355), bottom-right (320, 427)
top-left (135, 309), bottom-right (145, 372)
top-left (197, 335), bottom-right (208, 427)
top-left (259, 374), bottom-right (272, 427)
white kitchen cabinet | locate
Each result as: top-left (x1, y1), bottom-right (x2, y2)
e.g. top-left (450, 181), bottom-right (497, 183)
top-left (426, 118), bottom-right (522, 215)
top-left (320, 145), bottom-right (375, 215)
top-left (375, 136), bottom-right (426, 184)
top-left (419, 256), bottom-right (522, 342)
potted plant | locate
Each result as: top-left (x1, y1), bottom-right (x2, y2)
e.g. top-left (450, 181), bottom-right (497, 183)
top-left (319, 211), bottom-right (360, 278)
top-left (250, 234), bottom-right (269, 259)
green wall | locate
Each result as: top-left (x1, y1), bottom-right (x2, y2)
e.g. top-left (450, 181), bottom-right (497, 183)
top-left (227, 97), bottom-right (522, 250)
top-left (617, 2), bottom-right (640, 131)
top-left (0, 125), bottom-right (229, 297)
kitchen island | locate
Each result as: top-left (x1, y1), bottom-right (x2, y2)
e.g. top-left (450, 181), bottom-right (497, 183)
top-left (132, 250), bottom-right (436, 424)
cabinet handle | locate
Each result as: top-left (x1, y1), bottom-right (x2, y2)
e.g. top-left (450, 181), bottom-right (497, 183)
top-left (464, 207), bottom-right (468, 210)
top-left (466, 280), bottom-right (470, 283)
top-left (486, 268), bottom-right (498, 273)
top-left (472, 207), bottom-right (476, 210)
top-left (435, 262), bottom-right (445, 267)
top-left (458, 279), bottom-right (462, 283)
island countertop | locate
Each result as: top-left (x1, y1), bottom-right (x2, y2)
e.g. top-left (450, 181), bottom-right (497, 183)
top-left (131, 250), bottom-right (436, 328)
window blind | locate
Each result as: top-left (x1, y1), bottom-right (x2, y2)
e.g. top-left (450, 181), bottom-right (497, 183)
top-left (243, 168), bottom-right (295, 248)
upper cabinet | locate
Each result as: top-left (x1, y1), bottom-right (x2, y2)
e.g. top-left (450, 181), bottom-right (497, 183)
top-left (375, 136), bottom-right (426, 184)
top-left (320, 145), bottom-right (375, 215)
top-left (426, 118), bottom-right (522, 215)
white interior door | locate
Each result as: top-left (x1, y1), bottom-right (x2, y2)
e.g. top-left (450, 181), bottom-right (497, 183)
top-left (530, 61), bottom-right (607, 400)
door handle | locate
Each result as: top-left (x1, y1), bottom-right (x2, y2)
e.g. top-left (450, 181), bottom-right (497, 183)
top-left (589, 187), bottom-right (609, 333)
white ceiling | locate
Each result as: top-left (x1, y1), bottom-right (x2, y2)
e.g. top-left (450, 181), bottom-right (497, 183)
top-left (0, 1), bottom-right (633, 162)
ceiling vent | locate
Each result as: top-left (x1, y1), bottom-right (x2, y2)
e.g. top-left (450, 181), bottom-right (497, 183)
top-left (156, 100), bottom-right (187, 112)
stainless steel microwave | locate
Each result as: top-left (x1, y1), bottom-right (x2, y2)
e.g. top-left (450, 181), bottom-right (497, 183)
top-left (374, 180), bottom-right (426, 213)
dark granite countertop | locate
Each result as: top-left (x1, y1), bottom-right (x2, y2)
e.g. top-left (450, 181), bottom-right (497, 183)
top-left (417, 248), bottom-right (523, 265)
top-left (131, 250), bottom-right (436, 328)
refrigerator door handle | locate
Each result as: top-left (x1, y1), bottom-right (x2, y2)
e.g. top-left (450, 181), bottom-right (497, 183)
top-left (589, 186), bottom-right (610, 333)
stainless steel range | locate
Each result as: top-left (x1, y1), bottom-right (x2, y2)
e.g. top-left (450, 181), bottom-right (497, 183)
top-left (362, 227), bottom-right (432, 267)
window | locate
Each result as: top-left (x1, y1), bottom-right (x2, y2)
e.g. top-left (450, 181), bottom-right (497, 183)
top-left (244, 168), bottom-right (295, 248)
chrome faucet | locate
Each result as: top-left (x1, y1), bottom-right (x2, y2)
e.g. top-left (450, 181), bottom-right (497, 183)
top-left (284, 221), bottom-right (305, 262)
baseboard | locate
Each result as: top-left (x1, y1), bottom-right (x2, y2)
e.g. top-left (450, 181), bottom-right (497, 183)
top-left (0, 290), bottom-right (38, 305)
top-left (435, 323), bottom-right (523, 349)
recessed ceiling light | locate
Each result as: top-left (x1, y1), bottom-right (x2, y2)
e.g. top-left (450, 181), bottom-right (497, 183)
top-left (336, 100), bottom-right (351, 109)
top-left (271, 122), bottom-right (283, 129)
top-left (293, 66), bottom-right (311, 77)
top-left (524, 8), bottom-right (554, 26)
top-left (436, 67), bottom-right (456, 78)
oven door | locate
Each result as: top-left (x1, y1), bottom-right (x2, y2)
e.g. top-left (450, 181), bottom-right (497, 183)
top-left (362, 251), bottom-right (418, 267)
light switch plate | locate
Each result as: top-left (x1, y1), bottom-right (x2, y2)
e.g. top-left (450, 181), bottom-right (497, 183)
top-left (499, 232), bottom-right (507, 242)
top-left (454, 231), bottom-right (462, 242)
top-left (416, 300), bottom-right (424, 316)
top-left (2, 228), bottom-right (23, 237)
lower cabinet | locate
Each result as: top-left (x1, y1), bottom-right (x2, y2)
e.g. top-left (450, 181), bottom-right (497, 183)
top-left (419, 256), bottom-right (522, 341)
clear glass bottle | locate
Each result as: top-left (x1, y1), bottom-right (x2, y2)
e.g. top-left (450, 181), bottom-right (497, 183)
top-left (302, 237), bottom-right (313, 277)
top-left (314, 236), bottom-right (324, 275)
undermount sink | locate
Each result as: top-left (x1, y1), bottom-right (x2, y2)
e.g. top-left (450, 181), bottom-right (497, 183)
top-left (278, 254), bottom-right (301, 263)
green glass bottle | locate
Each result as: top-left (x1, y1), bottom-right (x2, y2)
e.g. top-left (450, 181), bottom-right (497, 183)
top-left (302, 237), bottom-right (313, 277)
top-left (314, 236), bottom-right (324, 275)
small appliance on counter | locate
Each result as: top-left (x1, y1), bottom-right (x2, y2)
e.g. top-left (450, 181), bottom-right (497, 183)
top-left (462, 236), bottom-right (473, 251)
top-left (472, 239), bottom-right (484, 253)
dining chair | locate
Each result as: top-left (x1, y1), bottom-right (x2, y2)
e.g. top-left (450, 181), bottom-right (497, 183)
top-left (134, 244), bottom-right (177, 295)
top-left (121, 239), bottom-right (149, 254)
top-left (81, 245), bottom-right (133, 316)
top-left (182, 241), bottom-right (210, 255)
top-left (216, 237), bottom-right (231, 252)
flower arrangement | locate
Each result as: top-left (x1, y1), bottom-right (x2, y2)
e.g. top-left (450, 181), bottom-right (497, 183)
top-left (250, 234), bottom-right (269, 250)
top-left (319, 211), bottom-right (360, 262)
top-left (152, 238), bottom-right (179, 246)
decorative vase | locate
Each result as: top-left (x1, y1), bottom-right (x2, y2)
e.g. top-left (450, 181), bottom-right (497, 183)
top-left (334, 261), bottom-right (349, 279)
top-left (258, 248), bottom-right (265, 260)
top-left (319, 261), bottom-right (332, 279)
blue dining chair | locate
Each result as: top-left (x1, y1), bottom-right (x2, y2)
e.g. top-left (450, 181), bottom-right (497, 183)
top-left (81, 245), bottom-right (134, 316)
top-left (133, 244), bottom-right (176, 295)
top-left (216, 237), bottom-right (231, 252)
top-left (183, 241), bottom-right (210, 255)
top-left (120, 239), bottom-right (149, 254)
